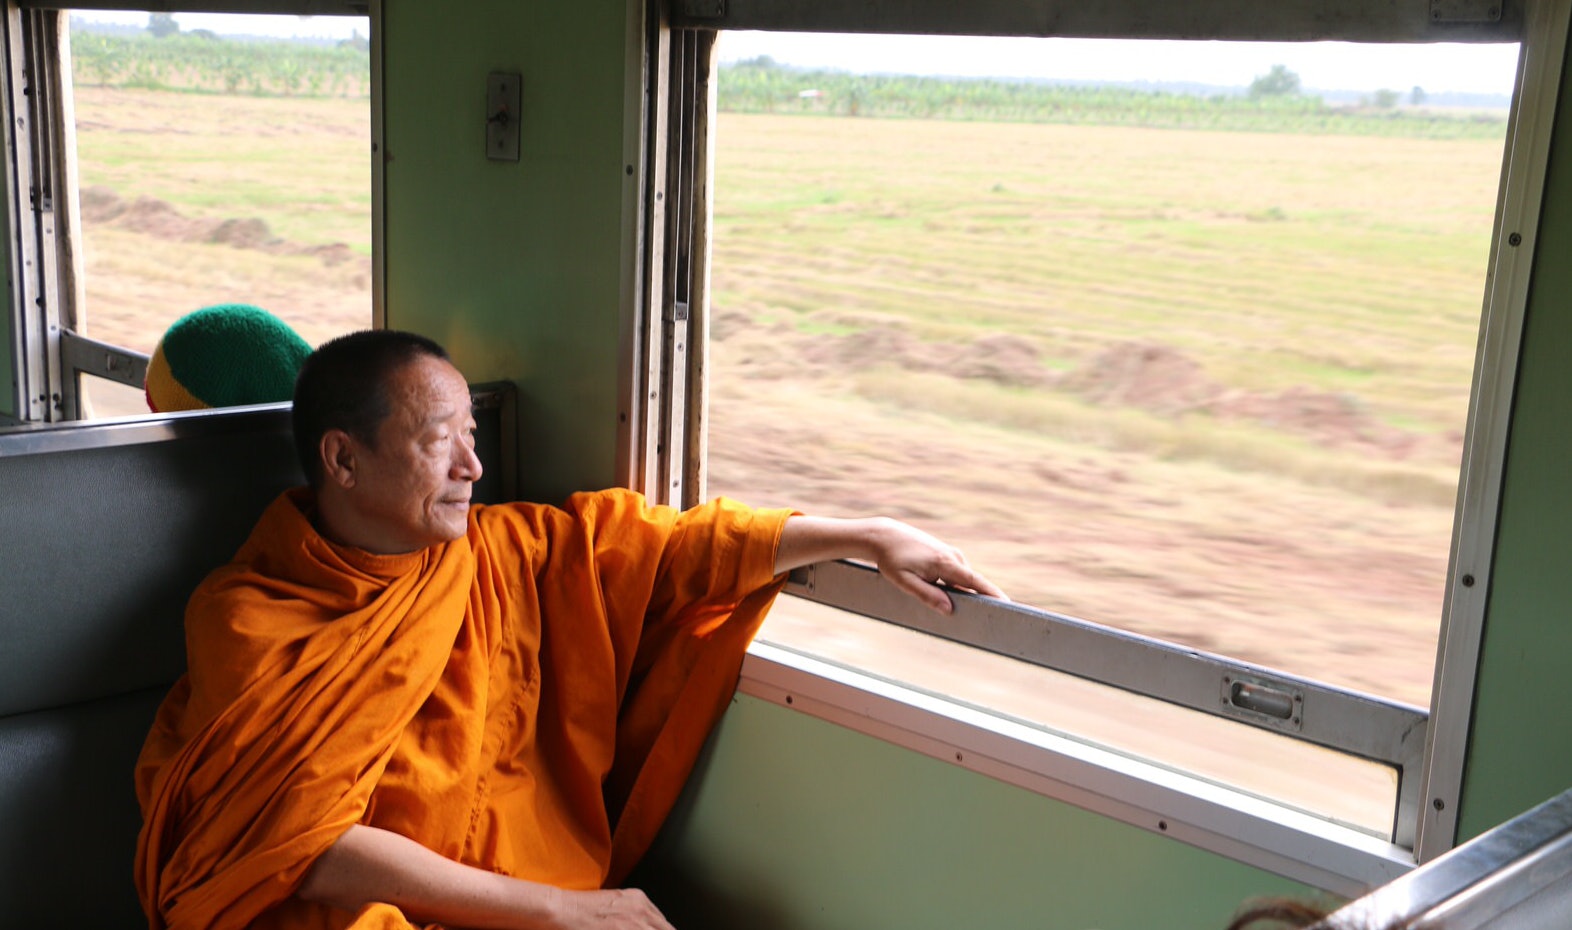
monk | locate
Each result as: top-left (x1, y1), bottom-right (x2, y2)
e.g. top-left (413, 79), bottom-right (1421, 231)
top-left (135, 329), bottom-right (1003, 930)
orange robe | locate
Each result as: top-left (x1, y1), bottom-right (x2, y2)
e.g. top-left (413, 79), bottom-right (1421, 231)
top-left (135, 487), bottom-right (792, 930)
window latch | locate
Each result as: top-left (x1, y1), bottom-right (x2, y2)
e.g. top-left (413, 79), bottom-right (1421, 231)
top-left (1221, 673), bottom-right (1304, 732)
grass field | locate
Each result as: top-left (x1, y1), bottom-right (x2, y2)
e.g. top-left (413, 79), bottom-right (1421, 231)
top-left (705, 112), bottom-right (1507, 707)
top-left (70, 86), bottom-right (372, 374)
top-left (74, 87), bottom-right (371, 253)
top-left (66, 80), bottom-right (1506, 709)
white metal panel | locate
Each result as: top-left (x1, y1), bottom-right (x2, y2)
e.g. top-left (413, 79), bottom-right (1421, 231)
top-left (740, 641), bottom-right (1415, 896)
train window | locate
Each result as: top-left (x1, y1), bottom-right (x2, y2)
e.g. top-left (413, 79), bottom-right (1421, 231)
top-left (703, 33), bottom-right (1520, 852)
top-left (2, 7), bottom-right (372, 422)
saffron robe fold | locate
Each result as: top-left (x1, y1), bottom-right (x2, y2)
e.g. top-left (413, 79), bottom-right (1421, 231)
top-left (135, 487), bottom-right (793, 930)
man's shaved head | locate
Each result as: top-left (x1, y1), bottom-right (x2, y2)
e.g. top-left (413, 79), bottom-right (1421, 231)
top-left (292, 329), bottom-right (451, 488)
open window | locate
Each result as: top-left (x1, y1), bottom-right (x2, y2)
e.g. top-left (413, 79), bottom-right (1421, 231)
top-left (644, 0), bottom-right (1558, 893)
top-left (0, 2), bottom-right (373, 424)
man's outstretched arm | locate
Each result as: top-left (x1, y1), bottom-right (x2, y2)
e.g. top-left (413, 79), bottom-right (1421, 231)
top-left (774, 515), bottom-right (1005, 615)
top-left (297, 824), bottom-right (674, 930)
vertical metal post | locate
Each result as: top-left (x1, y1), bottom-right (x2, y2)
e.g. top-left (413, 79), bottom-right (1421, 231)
top-left (655, 28), bottom-right (694, 506)
top-left (370, 0), bottom-right (386, 331)
top-left (638, 18), bottom-right (714, 508)
top-left (635, 10), bottom-right (672, 500)
top-left (0, 5), bottom-right (19, 421)
top-left (37, 10), bottom-right (83, 419)
top-left (0, 5), bottom-right (75, 423)
top-left (1, 3), bottom-right (45, 421)
top-left (681, 31), bottom-right (717, 509)
top-left (25, 8), bottom-right (64, 420)
top-left (1418, 0), bottom-right (1572, 862)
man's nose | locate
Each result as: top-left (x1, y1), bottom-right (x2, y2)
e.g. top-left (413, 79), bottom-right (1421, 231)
top-left (452, 439), bottom-right (484, 482)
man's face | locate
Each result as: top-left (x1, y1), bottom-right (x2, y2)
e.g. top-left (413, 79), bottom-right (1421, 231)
top-left (337, 355), bottom-right (483, 553)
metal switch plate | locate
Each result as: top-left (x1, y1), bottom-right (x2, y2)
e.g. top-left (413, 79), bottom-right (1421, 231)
top-left (486, 72), bottom-right (521, 162)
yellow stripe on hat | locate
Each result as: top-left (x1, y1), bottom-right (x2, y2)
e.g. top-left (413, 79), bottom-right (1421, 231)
top-left (144, 340), bottom-right (210, 412)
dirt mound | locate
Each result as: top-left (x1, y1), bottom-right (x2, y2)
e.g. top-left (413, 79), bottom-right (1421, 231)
top-left (1059, 341), bottom-right (1426, 455)
top-left (299, 243), bottom-right (357, 267)
top-left (77, 185), bottom-right (358, 269)
top-left (708, 314), bottom-right (804, 379)
top-left (1216, 387), bottom-right (1378, 445)
top-left (1060, 342), bottom-right (1220, 415)
top-left (953, 333), bottom-right (1050, 388)
top-left (119, 196), bottom-right (206, 240)
top-left (80, 185), bottom-right (126, 222)
top-left (800, 325), bottom-right (922, 368)
top-left (722, 321), bottom-right (1433, 460)
top-left (791, 321), bottom-right (1047, 387)
top-left (712, 309), bottom-right (754, 341)
top-left (207, 217), bottom-right (275, 248)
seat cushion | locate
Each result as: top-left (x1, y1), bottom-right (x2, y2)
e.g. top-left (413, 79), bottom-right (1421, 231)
top-left (0, 686), bottom-right (165, 927)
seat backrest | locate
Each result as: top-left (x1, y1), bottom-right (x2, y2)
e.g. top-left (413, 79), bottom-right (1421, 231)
top-left (0, 387), bottom-right (512, 927)
top-left (0, 406), bottom-right (303, 927)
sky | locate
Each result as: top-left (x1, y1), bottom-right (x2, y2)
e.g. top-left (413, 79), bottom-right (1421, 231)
top-left (718, 32), bottom-right (1522, 95)
top-left (71, 11), bottom-right (366, 41)
top-left (70, 11), bottom-right (1522, 96)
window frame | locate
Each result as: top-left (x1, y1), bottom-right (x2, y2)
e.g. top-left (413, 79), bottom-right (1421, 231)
top-left (645, 0), bottom-right (1569, 889)
top-left (1419, 0), bottom-right (1568, 865)
top-left (0, 0), bottom-right (381, 424)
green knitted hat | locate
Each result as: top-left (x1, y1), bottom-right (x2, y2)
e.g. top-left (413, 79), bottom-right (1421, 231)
top-left (145, 304), bottom-right (313, 412)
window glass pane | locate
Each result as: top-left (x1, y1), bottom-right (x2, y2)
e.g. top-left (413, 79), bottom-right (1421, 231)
top-left (709, 35), bottom-right (1517, 712)
top-left (68, 11), bottom-right (371, 418)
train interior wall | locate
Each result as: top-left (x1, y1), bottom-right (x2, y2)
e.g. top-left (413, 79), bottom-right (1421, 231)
top-left (373, 0), bottom-right (1572, 925)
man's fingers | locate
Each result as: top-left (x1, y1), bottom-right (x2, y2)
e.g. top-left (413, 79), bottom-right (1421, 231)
top-left (893, 570), bottom-right (955, 615)
top-left (888, 561), bottom-right (1006, 614)
top-left (573, 887), bottom-right (677, 929)
top-left (945, 563), bottom-right (1008, 601)
top-left (871, 519), bottom-right (1007, 613)
top-left (921, 547), bottom-right (1007, 603)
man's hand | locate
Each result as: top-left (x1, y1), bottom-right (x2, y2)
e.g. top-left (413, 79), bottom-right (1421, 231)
top-left (548, 888), bottom-right (675, 929)
top-left (774, 515), bottom-right (1006, 614)
top-left (298, 825), bottom-right (676, 929)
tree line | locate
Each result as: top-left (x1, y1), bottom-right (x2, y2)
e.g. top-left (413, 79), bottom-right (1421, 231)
top-left (70, 25), bottom-right (369, 98)
top-left (720, 58), bottom-right (1506, 140)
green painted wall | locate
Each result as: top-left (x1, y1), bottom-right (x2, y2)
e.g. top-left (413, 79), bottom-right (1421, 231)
top-left (374, 0), bottom-right (1572, 915)
top-left (381, 0), bottom-right (640, 502)
top-left (1458, 25), bottom-right (1572, 840)
top-left (636, 696), bottom-right (1319, 930)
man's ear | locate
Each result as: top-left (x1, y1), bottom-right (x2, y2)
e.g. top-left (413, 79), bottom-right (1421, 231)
top-left (319, 430), bottom-right (359, 489)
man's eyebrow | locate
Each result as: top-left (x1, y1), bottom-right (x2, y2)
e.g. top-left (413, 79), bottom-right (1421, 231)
top-left (423, 403), bottom-right (477, 426)
top-left (423, 406), bottom-right (459, 426)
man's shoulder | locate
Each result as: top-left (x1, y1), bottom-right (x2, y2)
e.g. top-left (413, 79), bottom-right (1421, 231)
top-left (470, 489), bottom-right (667, 559)
top-left (475, 488), bottom-right (652, 527)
